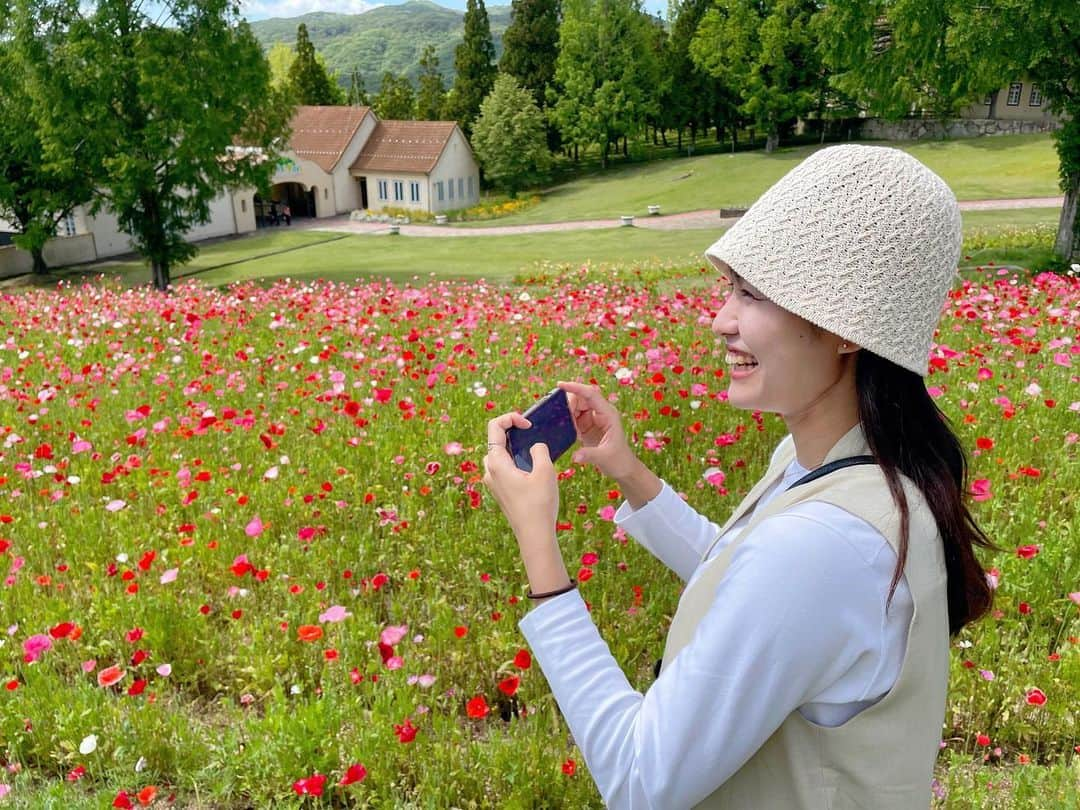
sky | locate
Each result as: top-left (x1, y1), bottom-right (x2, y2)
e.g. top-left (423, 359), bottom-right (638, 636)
top-left (241, 0), bottom-right (671, 22)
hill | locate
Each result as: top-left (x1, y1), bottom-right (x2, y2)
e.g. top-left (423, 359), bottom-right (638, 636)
top-left (249, 0), bottom-right (512, 93)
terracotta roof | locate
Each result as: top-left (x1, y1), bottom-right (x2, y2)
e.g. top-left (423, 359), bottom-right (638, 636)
top-left (350, 121), bottom-right (459, 175)
top-left (287, 105), bottom-right (372, 172)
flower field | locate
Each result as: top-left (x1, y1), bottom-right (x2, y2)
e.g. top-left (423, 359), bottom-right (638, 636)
top-left (0, 263), bottom-right (1077, 808)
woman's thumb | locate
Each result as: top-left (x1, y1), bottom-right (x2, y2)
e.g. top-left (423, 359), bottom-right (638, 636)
top-left (530, 442), bottom-right (552, 470)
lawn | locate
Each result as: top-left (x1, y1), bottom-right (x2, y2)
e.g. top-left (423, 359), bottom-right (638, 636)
top-left (458, 134), bottom-right (1062, 227)
top-left (44, 206), bottom-right (1065, 292)
top-left (0, 262), bottom-right (1076, 808)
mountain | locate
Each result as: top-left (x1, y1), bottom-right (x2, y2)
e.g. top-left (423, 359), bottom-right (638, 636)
top-left (249, 1), bottom-right (513, 93)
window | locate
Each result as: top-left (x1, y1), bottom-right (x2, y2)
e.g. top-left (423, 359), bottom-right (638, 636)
top-left (467, 176), bottom-right (473, 198)
top-left (377, 180), bottom-right (388, 201)
top-left (410, 181), bottom-right (420, 203)
top-left (458, 178), bottom-right (464, 199)
top-left (448, 179), bottom-right (454, 200)
top-left (61, 214), bottom-right (77, 237)
top-left (240, 199), bottom-right (247, 213)
top-left (981, 94), bottom-right (992, 106)
top-left (436, 181), bottom-right (444, 202)
top-left (324, 188), bottom-right (329, 200)
top-left (393, 181), bottom-right (404, 202)
top-left (1029, 85), bottom-right (1042, 106)
top-left (1006, 82), bottom-right (1023, 106)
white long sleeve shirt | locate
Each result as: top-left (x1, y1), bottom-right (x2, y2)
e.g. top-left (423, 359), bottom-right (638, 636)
top-left (518, 453), bottom-right (914, 809)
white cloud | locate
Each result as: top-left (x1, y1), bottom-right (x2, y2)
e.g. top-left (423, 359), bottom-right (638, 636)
top-left (242, 1), bottom-right (383, 20)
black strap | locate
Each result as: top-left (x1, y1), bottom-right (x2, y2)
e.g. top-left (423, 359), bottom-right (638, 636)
top-left (787, 455), bottom-right (876, 489)
top-left (652, 454), bottom-right (877, 680)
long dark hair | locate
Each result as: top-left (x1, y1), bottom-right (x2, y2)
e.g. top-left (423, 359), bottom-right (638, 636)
top-left (855, 349), bottom-right (995, 636)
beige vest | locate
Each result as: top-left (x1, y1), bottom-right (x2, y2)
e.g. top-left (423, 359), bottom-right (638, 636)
top-left (661, 423), bottom-right (949, 809)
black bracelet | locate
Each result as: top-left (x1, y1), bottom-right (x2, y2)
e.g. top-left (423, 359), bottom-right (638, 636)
top-left (526, 579), bottom-right (577, 600)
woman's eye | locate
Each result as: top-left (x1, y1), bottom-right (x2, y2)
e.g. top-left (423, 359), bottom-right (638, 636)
top-left (739, 289), bottom-right (757, 300)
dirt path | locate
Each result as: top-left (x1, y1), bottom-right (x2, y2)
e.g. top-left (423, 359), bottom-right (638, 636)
top-left (300, 196), bottom-right (1063, 238)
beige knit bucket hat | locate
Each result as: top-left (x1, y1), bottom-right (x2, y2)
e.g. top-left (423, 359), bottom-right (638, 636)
top-left (703, 144), bottom-right (962, 377)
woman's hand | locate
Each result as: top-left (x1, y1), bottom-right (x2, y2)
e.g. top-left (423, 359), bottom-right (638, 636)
top-left (557, 380), bottom-right (639, 481)
top-left (558, 380), bottom-right (662, 510)
top-left (482, 412), bottom-right (559, 541)
top-left (483, 411), bottom-right (571, 596)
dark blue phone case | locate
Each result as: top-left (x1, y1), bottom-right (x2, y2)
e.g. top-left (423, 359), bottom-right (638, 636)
top-left (506, 388), bottom-right (577, 472)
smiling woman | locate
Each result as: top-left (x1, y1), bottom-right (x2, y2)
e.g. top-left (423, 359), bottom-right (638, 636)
top-left (485, 144), bottom-right (997, 809)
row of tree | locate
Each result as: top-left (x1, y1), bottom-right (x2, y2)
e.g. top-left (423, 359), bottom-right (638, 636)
top-left (285, 0), bottom-right (1078, 260)
top-left (1, 0), bottom-right (291, 289)
top-left (1, 0), bottom-right (1076, 292)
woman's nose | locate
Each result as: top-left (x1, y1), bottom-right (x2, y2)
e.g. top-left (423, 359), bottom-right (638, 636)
top-left (712, 294), bottom-right (736, 339)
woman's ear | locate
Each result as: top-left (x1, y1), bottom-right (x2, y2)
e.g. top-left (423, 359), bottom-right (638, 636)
top-left (837, 340), bottom-right (861, 356)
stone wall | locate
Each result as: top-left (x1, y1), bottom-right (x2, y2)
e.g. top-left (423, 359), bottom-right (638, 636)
top-left (859, 117), bottom-right (1062, 141)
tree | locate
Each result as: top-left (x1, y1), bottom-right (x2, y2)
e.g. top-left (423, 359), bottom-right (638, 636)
top-left (288, 23), bottom-right (344, 106)
top-left (0, 19), bottom-right (93, 275)
top-left (551, 0), bottom-right (660, 167)
top-left (663, 0), bottom-right (725, 151)
top-left (347, 67), bottom-right (369, 107)
top-left (16, 0), bottom-right (292, 291)
top-left (472, 74), bottom-right (551, 195)
top-left (815, 1), bottom-right (1080, 263)
top-left (445, 0), bottom-right (498, 135)
top-left (690, 0), bottom-right (824, 153)
top-left (415, 46), bottom-right (447, 121)
top-left (499, 0), bottom-right (561, 109)
top-left (268, 42), bottom-right (296, 90)
top-left (374, 73), bottom-right (416, 121)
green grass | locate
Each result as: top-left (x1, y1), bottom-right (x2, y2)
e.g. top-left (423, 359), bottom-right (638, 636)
top-left (460, 134), bottom-right (1061, 228)
top-left (46, 206), bottom-right (1062, 291)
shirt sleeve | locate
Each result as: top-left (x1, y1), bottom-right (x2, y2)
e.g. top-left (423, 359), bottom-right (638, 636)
top-left (518, 511), bottom-right (892, 810)
top-left (613, 481), bottom-right (722, 581)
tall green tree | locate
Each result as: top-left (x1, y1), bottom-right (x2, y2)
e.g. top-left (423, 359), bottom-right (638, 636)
top-left (0, 19), bottom-right (93, 275)
top-left (347, 67), bottom-right (369, 106)
top-left (816, 0), bottom-right (1080, 262)
top-left (445, 0), bottom-right (498, 135)
top-left (415, 46), bottom-right (447, 121)
top-left (472, 74), bottom-right (551, 195)
top-left (551, 0), bottom-right (660, 167)
top-left (690, 0), bottom-right (824, 153)
top-left (288, 23), bottom-right (344, 106)
top-left (374, 72), bottom-right (416, 121)
top-left (663, 0), bottom-right (722, 150)
top-left (499, 0), bottom-right (561, 109)
top-left (16, 0), bottom-right (292, 291)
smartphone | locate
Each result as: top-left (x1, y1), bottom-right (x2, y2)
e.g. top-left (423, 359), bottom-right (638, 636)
top-left (506, 387), bottom-right (577, 473)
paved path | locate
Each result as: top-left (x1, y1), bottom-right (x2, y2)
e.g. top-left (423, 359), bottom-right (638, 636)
top-left (294, 196), bottom-right (1063, 239)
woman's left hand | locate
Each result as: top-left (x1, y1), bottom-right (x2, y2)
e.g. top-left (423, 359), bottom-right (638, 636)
top-left (482, 412), bottom-right (559, 544)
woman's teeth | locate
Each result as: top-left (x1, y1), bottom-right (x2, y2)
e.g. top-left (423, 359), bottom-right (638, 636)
top-left (725, 352), bottom-right (759, 368)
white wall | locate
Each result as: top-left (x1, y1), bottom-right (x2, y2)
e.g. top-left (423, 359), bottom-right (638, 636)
top-left (332, 113), bottom-right (376, 214)
top-left (428, 129), bottom-right (481, 213)
top-left (271, 154), bottom-right (338, 218)
top-left (362, 172), bottom-right (429, 212)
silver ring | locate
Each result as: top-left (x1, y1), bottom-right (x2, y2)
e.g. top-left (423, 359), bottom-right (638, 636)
top-left (486, 442), bottom-right (503, 449)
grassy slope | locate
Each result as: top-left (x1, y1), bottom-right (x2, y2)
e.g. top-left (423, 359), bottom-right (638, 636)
top-left (52, 207), bottom-right (1062, 290)
top-left (460, 134), bottom-right (1061, 227)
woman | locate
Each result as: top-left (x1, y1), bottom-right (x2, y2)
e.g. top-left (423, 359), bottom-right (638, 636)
top-left (482, 145), bottom-right (995, 808)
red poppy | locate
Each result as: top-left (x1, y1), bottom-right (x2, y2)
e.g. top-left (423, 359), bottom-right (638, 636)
top-left (292, 773), bottom-right (326, 796)
top-left (49, 622), bottom-right (76, 639)
top-left (454, 625), bottom-right (468, 638)
top-left (562, 758), bottom-right (576, 776)
top-left (128, 679), bottom-right (147, 696)
top-left (113, 792), bottom-right (133, 809)
top-left (136, 785), bottom-right (157, 806)
top-left (466, 695), bottom-right (489, 719)
top-left (297, 625), bottom-right (323, 642)
top-left (339, 762), bottom-right (368, 786)
top-left (513, 649), bottom-right (532, 670)
top-left (394, 718), bottom-right (418, 743)
top-left (1026, 688), bottom-right (1047, 706)
top-left (976, 734), bottom-right (991, 747)
top-left (98, 665), bottom-right (126, 688)
top-left (1016, 545), bottom-right (1040, 559)
top-left (498, 675), bottom-right (520, 697)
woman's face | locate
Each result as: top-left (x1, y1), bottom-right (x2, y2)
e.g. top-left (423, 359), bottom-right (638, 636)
top-left (711, 266), bottom-right (854, 419)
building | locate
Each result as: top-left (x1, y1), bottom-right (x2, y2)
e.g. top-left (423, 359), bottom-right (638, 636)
top-left (0, 105), bottom-right (480, 275)
top-left (959, 80), bottom-right (1057, 123)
